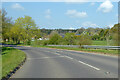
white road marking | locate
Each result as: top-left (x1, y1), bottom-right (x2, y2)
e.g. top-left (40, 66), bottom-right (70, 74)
top-left (56, 51), bottom-right (63, 52)
top-left (78, 61), bottom-right (100, 71)
top-left (43, 57), bottom-right (49, 58)
top-left (59, 56), bottom-right (65, 57)
top-left (64, 56), bottom-right (73, 59)
top-left (47, 51), bottom-right (50, 52)
top-left (27, 57), bottom-right (49, 60)
top-left (28, 51), bottom-right (100, 71)
top-left (27, 56), bottom-right (65, 60)
top-left (54, 53), bottom-right (61, 55)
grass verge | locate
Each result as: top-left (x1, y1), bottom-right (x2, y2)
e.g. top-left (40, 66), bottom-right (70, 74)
top-left (2, 47), bottom-right (26, 78)
top-left (44, 46), bottom-right (118, 56)
top-left (19, 44), bottom-right (118, 56)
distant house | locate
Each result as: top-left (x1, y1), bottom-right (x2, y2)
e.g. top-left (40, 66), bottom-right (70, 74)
top-left (37, 38), bottom-right (43, 40)
top-left (61, 35), bottom-right (65, 38)
top-left (75, 34), bottom-right (81, 36)
top-left (31, 38), bottom-right (35, 41)
top-left (59, 34), bottom-right (65, 38)
top-left (59, 34), bottom-right (81, 38)
top-left (37, 37), bottom-right (49, 40)
top-left (44, 38), bottom-right (49, 40)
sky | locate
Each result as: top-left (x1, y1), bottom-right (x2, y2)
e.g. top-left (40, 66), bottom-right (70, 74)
top-left (2, 0), bottom-right (118, 29)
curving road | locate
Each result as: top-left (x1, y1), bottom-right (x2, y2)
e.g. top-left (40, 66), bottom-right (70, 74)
top-left (8, 46), bottom-right (118, 78)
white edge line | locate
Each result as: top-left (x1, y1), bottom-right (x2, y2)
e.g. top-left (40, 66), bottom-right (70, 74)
top-left (27, 56), bottom-right (65, 60)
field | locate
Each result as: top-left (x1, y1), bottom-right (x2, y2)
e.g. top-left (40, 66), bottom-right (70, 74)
top-left (2, 47), bottom-right (26, 78)
top-left (92, 40), bottom-right (107, 45)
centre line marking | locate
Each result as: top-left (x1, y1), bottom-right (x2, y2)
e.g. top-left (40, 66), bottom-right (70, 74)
top-left (78, 61), bottom-right (100, 71)
top-left (43, 57), bottom-right (49, 58)
top-left (27, 56), bottom-right (65, 60)
top-left (65, 56), bottom-right (73, 59)
top-left (60, 56), bottom-right (65, 57)
top-left (54, 53), bottom-right (61, 55)
top-left (57, 54), bottom-right (60, 55)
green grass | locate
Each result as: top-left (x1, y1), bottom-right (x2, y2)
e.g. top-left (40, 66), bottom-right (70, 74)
top-left (20, 44), bottom-right (118, 55)
top-left (0, 54), bottom-right (2, 79)
top-left (43, 46), bottom-right (118, 55)
top-left (92, 40), bottom-right (107, 45)
top-left (2, 47), bottom-right (26, 78)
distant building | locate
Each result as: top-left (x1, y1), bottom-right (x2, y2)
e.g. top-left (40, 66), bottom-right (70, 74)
top-left (75, 34), bottom-right (81, 36)
top-left (44, 38), bottom-right (49, 40)
top-left (37, 38), bottom-right (43, 40)
top-left (37, 37), bottom-right (49, 40)
top-left (31, 38), bottom-right (35, 41)
top-left (59, 34), bottom-right (65, 38)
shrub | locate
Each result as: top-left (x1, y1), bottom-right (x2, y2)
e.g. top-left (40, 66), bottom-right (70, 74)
top-left (76, 33), bottom-right (92, 47)
top-left (49, 32), bottom-right (62, 45)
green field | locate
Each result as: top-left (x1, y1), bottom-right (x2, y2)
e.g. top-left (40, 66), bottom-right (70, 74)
top-left (92, 40), bottom-right (107, 45)
top-left (2, 47), bottom-right (26, 78)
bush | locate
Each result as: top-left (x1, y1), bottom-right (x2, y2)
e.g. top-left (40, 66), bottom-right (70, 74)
top-left (31, 40), bottom-right (49, 46)
top-left (42, 40), bottom-right (49, 45)
top-left (76, 33), bottom-right (92, 47)
top-left (63, 33), bottom-right (76, 45)
top-left (26, 40), bottom-right (31, 45)
top-left (49, 32), bottom-right (62, 45)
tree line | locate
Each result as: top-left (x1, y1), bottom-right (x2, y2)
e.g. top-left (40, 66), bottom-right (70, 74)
top-left (1, 9), bottom-right (41, 44)
top-left (1, 9), bottom-right (120, 46)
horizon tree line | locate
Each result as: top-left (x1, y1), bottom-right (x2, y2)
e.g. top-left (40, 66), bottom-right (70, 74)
top-left (1, 9), bottom-right (119, 46)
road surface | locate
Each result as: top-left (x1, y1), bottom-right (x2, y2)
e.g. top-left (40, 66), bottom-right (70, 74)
top-left (7, 45), bottom-right (118, 78)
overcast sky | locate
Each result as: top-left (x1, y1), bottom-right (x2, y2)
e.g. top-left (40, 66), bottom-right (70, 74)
top-left (2, 0), bottom-right (118, 29)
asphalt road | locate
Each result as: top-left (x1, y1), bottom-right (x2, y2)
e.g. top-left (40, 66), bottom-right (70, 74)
top-left (7, 45), bottom-right (118, 78)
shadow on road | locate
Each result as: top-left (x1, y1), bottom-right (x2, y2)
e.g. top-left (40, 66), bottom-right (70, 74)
top-left (1, 44), bottom-right (31, 52)
top-left (18, 48), bottom-right (31, 51)
top-left (2, 44), bottom-right (19, 47)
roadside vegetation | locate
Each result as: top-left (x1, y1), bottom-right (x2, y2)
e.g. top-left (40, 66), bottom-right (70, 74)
top-left (0, 50), bottom-right (2, 79)
top-left (2, 47), bottom-right (26, 78)
top-left (45, 46), bottom-right (118, 55)
top-left (17, 44), bottom-right (118, 55)
top-left (1, 9), bottom-right (119, 56)
top-left (1, 9), bottom-right (120, 46)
